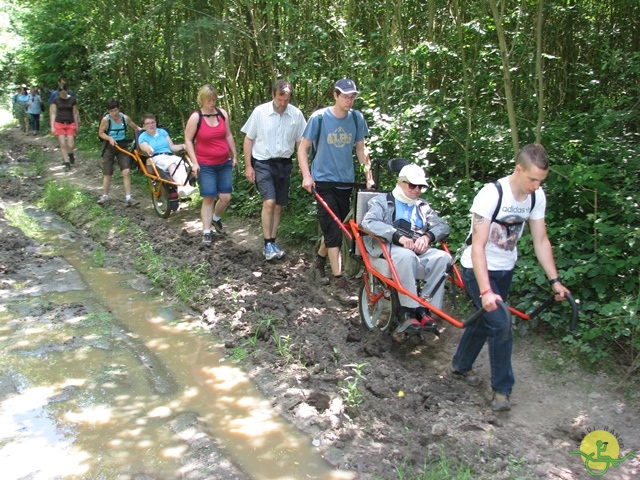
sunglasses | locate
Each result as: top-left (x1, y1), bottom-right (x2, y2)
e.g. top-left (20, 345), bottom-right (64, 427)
top-left (403, 181), bottom-right (425, 190)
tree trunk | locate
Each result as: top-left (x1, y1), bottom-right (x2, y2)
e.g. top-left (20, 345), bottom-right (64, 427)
top-left (452, 0), bottom-right (471, 178)
top-left (535, 0), bottom-right (545, 143)
top-left (488, 0), bottom-right (519, 156)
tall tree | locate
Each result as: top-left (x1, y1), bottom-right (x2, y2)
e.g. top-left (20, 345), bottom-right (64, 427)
top-left (488, 0), bottom-right (519, 155)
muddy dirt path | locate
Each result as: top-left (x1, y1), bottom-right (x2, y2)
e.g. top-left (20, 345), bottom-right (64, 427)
top-left (1, 124), bottom-right (638, 479)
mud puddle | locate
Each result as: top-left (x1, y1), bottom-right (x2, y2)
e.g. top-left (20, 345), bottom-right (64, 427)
top-left (0, 205), bottom-right (354, 480)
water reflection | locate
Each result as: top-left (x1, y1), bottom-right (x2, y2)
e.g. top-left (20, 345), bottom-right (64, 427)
top-left (1, 209), bottom-right (354, 480)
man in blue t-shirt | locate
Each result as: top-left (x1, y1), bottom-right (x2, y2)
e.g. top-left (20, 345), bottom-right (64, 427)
top-left (298, 78), bottom-right (374, 305)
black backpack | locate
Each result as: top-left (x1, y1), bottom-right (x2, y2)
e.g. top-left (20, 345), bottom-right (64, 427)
top-left (465, 181), bottom-right (536, 245)
top-left (99, 112), bottom-right (128, 142)
top-left (191, 108), bottom-right (224, 142)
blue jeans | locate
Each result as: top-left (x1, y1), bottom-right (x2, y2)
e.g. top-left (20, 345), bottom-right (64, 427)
top-left (452, 267), bottom-right (514, 395)
top-left (30, 113), bottom-right (40, 132)
top-left (198, 160), bottom-right (233, 197)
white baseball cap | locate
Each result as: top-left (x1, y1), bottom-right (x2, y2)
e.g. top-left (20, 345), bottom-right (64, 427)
top-left (398, 164), bottom-right (428, 186)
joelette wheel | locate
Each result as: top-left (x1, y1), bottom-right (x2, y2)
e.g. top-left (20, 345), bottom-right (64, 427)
top-left (150, 181), bottom-right (171, 218)
top-left (359, 273), bottom-right (398, 331)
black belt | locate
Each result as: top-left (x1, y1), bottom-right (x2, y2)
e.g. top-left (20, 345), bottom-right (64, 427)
top-left (255, 157), bottom-right (292, 163)
top-left (58, 120), bottom-right (74, 124)
top-left (315, 181), bottom-right (355, 189)
top-left (152, 152), bottom-right (173, 157)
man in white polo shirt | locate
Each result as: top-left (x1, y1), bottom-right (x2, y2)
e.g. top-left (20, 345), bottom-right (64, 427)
top-left (242, 80), bottom-right (307, 261)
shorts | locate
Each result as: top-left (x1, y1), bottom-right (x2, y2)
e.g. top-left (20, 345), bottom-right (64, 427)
top-left (102, 143), bottom-right (131, 175)
top-left (16, 107), bottom-right (28, 122)
top-left (253, 158), bottom-right (293, 206)
top-left (199, 160), bottom-right (233, 198)
top-left (316, 185), bottom-right (352, 249)
top-left (53, 122), bottom-right (77, 136)
top-left (152, 153), bottom-right (182, 171)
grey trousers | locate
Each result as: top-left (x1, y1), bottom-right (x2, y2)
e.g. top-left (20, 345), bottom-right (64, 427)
top-left (387, 245), bottom-right (452, 310)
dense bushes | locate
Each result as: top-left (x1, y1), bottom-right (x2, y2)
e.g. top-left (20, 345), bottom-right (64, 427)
top-left (4, 0), bottom-right (639, 374)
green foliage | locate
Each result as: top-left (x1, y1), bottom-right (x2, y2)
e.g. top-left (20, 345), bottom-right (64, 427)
top-left (134, 241), bottom-right (165, 285)
top-left (91, 246), bottom-right (105, 268)
top-left (392, 449), bottom-right (474, 480)
top-left (271, 328), bottom-right (296, 364)
top-left (79, 311), bottom-right (113, 336)
top-left (339, 362), bottom-right (368, 409)
top-left (168, 262), bottom-right (208, 303)
top-left (4, 204), bottom-right (43, 238)
top-left (8, 0), bottom-right (640, 374)
top-left (230, 347), bottom-right (248, 363)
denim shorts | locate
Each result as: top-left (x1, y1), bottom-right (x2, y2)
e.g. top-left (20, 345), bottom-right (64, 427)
top-left (199, 160), bottom-right (233, 197)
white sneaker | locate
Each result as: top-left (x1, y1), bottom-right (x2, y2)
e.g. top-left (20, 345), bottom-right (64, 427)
top-left (177, 185), bottom-right (198, 198)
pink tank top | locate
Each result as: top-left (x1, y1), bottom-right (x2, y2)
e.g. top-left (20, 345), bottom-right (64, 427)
top-left (195, 113), bottom-right (230, 165)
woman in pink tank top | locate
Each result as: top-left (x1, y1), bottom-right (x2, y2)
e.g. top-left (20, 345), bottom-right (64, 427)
top-left (185, 84), bottom-right (238, 246)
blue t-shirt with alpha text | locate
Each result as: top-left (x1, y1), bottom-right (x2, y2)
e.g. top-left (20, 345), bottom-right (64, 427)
top-left (303, 108), bottom-right (368, 184)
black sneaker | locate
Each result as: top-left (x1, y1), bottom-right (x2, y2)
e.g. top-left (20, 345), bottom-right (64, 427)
top-left (202, 232), bottom-right (213, 246)
top-left (64, 162), bottom-right (71, 171)
top-left (212, 219), bottom-right (225, 234)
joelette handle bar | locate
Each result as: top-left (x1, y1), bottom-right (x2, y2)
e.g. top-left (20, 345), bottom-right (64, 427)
top-left (462, 293), bottom-right (579, 340)
top-left (311, 187), bottom-right (353, 241)
top-left (527, 293), bottom-right (579, 332)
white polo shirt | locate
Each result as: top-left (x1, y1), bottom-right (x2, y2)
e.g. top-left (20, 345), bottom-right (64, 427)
top-left (241, 101), bottom-right (306, 161)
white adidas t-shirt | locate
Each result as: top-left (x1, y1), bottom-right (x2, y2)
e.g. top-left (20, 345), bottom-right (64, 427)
top-left (460, 176), bottom-right (546, 271)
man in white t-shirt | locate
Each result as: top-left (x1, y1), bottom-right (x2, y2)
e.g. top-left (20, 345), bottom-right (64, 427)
top-left (450, 144), bottom-right (570, 412)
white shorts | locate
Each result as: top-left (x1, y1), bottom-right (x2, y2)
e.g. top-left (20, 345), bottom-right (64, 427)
top-left (152, 154), bottom-right (182, 172)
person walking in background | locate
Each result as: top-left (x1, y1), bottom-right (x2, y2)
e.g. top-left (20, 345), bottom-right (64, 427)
top-left (49, 84), bottom-right (79, 170)
top-left (97, 99), bottom-right (142, 206)
top-left (14, 86), bottom-right (29, 134)
top-left (450, 144), bottom-right (570, 412)
top-left (184, 84), bottom-right (238, 247)
top-left (298, 78), bottom-right (374, 306)
top-left (12, 87), bottom-right (21, 127)
top-left (26, 86), bottom-right (43, 135)
top-left (48, 75), bottom-right (76, 104)
top-left (241, 80), bottom-right (307, 261)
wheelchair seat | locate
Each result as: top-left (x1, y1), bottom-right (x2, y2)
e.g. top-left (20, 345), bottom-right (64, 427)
top-left (355, 189), bottom-right (426, 280)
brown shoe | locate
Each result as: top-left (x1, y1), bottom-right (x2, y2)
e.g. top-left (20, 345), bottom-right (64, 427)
top-left (312, 255), bottom-right (330, 285)
top-left (492, 393), bottom-right (511, 412)
top-left (334, 276), bottom-right (357, 306)
top-left (448, 364), bottom-right (482, 387)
